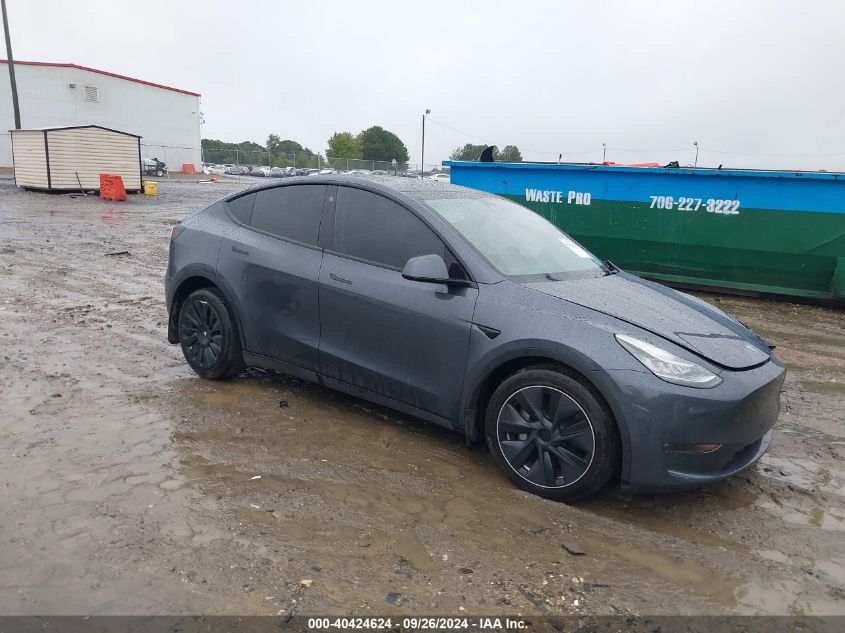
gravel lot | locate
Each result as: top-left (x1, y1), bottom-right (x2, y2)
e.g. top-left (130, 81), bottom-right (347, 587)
top-left (1, 177), bottom-right (843, 616)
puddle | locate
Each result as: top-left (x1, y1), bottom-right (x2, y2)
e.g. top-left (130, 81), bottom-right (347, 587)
top-left (735, 579), bottom-right (805, 615)
top-left (755, 549), bottom-right (790, 564)
top-left (808, 507), bottom-right (845, 531)
top-left (800, 380), bottom-right (845, 396)
top-left (581, 485), bottom-right (756, 553)
top-left (756, 497), bottom-right (845, 533)
top-left (759, 454), bottom-right (845, 496)
top-left (582, 537), bottom-right (740, 608)
top-left (813, 558), bottom-right (845, 585)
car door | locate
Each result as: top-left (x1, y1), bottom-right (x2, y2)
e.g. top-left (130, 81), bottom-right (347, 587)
top-left (217, 184), bottom-right (330, 372)
top-left (318, 185), bottom-right (478, 422)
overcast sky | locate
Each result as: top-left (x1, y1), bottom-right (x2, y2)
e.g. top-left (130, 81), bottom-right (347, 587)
top-left (6, 0), bottom-right (845, 170)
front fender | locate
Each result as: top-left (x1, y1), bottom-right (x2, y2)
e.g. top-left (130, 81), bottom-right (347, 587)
top-left (458, 331), bottom-right (635, 481)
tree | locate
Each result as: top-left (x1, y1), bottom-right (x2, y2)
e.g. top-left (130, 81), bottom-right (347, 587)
top-left (202, 136), bottom-right (322, 168)
top-left (449, 143), bottom-right (487, 161)
top-left (326, 131), bottom-right (363, 159)
top-left (266, 135), bottom-right (321, 168)
top-left (497, 145), bottom-right (523, 162)
top-left (266, 134), bottom-right (284, 154)
top-left (448, 143), bottom-right (523, 162)
top-left (358, 126), bottom-right (409, 162)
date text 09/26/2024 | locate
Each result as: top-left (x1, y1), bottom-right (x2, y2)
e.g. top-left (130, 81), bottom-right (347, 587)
top-left (306, 617), bottom-right (527, 630)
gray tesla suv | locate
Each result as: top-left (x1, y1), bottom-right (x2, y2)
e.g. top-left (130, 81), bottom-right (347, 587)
top-left (165, 176), bottom-right (785, 502)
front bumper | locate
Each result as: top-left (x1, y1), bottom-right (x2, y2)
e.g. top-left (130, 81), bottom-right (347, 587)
top-left (599, 358), bottom-right (786, 492)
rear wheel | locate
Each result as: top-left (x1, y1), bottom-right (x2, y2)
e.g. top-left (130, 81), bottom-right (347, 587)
top-left (178, 288), bottom-right (244, 379)
top-left (485, 367), bottom-right (619, 502)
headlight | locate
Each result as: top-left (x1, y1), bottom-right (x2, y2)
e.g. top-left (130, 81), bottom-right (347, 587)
top-left (615, 334), bottom-right (722, 388)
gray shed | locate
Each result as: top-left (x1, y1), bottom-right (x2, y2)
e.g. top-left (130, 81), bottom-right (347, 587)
top-left (11, 125), bottom-right (142, 192)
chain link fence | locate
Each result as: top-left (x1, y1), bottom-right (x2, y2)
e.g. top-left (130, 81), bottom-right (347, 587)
top-left (140, 142), bottom-right (202, 175)
top-left (201, 148), bottom-right (321, 170)
top-left (201, 149), bottom-right (441, 174)
top-left (0, 134), bottom-right (446, 176)
top-left (324, 157), bottom-right (414, 173)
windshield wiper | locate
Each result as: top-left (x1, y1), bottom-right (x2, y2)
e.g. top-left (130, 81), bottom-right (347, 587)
top-left (602, 260), bottom-right (619, 275)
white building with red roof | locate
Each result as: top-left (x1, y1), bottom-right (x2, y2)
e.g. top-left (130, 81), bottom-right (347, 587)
top-left (0, 60), bottom-right (201, 171)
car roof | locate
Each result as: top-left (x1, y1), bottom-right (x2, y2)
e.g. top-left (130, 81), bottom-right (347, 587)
top-left (235, 174), bottom-right (490, 203)
top-left (226, 174), bottom-right (504, 285)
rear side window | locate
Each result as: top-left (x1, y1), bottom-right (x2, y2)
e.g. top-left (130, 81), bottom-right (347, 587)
top-left (333, 187), bottom-right (451, 270)
top-left (248, 185), bottom-right (327, 245)
top-left (227, 193), bottom-right (255, 225)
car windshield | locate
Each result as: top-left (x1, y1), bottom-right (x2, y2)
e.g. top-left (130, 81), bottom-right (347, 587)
top-left (426, 196), bottom-right (604, 279)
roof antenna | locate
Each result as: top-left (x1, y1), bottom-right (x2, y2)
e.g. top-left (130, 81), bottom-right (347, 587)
top-left (478, 146), bottom-right (496, 162)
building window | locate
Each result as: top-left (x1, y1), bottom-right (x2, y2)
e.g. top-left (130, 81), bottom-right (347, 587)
top-left (83, 86), bottom-right (99, 103)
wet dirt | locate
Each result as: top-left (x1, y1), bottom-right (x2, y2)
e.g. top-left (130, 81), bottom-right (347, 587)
top-left (0, 178), bottom-right (843, 616)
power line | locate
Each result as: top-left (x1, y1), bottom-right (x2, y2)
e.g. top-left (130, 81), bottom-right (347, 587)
top-left (607, 146), bottom-right (690, 153)
top-left (426, 118), bottom-right (491, 144)
top-left (426, 118), bottom-right (600, 156)
top-left (700, 147), bottom-right (845, 157)
top-left (425, 117), bottom-right (844, 161)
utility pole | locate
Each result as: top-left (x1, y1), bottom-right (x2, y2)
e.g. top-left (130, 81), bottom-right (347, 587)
top-left (694, 141), bottom-right (699, 168)
top-left (421, 108), bottom-right (430, 176)
top-left (1, 0), bottom-right (20, 129)
top-left (602, 143), bottom-right (607, 163)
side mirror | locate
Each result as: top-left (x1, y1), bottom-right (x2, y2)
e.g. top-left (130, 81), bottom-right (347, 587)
top-left (402, 254), bottom-right (471, 287)
top-left (402, 254), bottom-right (449, 283)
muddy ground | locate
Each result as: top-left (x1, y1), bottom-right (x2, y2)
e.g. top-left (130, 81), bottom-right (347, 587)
top-left (0, 177), bottom-right (843, 617)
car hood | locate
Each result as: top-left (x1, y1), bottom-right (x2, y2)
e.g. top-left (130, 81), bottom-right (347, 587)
top-left (522, 273), bottom-right (771, 370)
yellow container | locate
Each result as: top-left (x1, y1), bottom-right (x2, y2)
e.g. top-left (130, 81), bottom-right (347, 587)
top-left (143, 181), bottom-right (158, 196)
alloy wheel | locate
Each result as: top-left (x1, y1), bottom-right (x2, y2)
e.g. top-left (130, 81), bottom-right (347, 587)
top-left (180, 298), bottom-right (224, 370)
top-left (497, 386), bottom-right (595, 488)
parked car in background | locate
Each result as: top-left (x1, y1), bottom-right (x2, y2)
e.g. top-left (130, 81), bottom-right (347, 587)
top-left (251, 167), bottom-right (270, 177)
top-left (165, 176), bottom-right (785, 502)
top-left (270, 167), bottom-right (287, 178)
top-left (427, 173), bottom-right (450, 182)
top-left (224, 166), bottom-right (245, 175)
top-left (371, 170), bottom-right (388, 176)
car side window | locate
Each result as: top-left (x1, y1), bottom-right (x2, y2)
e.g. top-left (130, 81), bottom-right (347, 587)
top-left (226, 193), bottom-right (256, 225)
top-left (248, 185), bottom-right (327, 246)
top-left (333, 187), bottom-right (464, 276)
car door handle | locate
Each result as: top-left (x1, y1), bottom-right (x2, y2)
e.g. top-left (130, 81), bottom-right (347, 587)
top-left (329, 272), bottom-right (352, 285)
top-left (231, 245), bottom-right (249, 256)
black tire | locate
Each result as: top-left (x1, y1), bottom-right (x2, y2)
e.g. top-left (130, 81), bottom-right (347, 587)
top-left (156, 169), bottom-right (164, 177)
top-left (178, 288), bottom-right (244, 380)
top-left (485, 366), bottom-right (619, 502)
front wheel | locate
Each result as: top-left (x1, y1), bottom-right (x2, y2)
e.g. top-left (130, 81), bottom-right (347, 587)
top-left (485, 367), bottom-right (619, 502)
top-left (178, 288), bottom-right (244, 379)
top-left (156, 169), bottom-right (164, 177)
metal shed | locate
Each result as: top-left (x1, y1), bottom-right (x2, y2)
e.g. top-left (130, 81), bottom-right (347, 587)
top-left (10, 125), bottom-right (142, 192)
